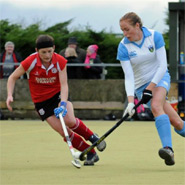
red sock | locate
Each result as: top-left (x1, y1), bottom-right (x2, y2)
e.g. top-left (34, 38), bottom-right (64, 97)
top-left (64, 132), bottom-right (95, 153)
top-left (70, 118), bottom-right (93, 140)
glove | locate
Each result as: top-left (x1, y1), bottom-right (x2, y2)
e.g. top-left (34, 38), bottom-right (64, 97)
top-left (123, 102), bottom-right (135, 118)
top-left (141, 89), bottom-right (152, 104)
top-left (54, 101), bottom-right (67, 118)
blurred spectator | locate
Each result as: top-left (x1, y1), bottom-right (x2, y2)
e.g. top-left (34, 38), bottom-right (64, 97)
top-left (60, 37), bottom-right (86, 63)
top-left (0, 41), bottom-right (22, 78)
top-left (83, 45), bottom-right (103, 79)
top-left (60, 37), bottom-right (86, 79)
top-left (65, 47), bottom-right (82, 79)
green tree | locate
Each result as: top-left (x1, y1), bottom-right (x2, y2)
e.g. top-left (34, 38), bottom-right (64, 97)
top-left (0, 15), bottom-right (170, 79)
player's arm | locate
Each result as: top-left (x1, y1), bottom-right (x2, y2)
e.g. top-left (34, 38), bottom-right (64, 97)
top-left (141, 32), bottom-right (167, 104)
top-left (146, 31), bottom-right (167, 91)
top-left (120, 60), bottom-right (135, 103)
top-left (6, 64), bottom-right (26, 111)
top-left (117, 42), bottom-right (135, 102)
top-left (120, 60), bottom-right (136, 117)
top-left (54, 65), bottom-right (68, 118)
top-left (142, 46), bottom-right (167, 104)
top-left (59, 65), bottom-right (68, 102)
top-left (146, 47), bottom-right (167, 91)
top-left (117, 42), bottom-right (136, 116)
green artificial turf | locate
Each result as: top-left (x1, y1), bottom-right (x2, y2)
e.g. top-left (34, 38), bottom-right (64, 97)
top-left (0, 120), bottom-right (184, 185)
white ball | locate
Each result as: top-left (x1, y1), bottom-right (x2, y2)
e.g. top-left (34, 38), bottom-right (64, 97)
top-left (74, 151), bottom-right (81, 159)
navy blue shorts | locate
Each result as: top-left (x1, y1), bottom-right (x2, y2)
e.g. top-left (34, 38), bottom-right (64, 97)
top-left (34, 92), bottom-right (60, 121)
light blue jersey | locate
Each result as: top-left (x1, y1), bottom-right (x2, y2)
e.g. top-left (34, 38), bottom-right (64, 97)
top-left (117, 27), bottom-right (176, 148)
top-left (117, 27), bottom-right (166, 90)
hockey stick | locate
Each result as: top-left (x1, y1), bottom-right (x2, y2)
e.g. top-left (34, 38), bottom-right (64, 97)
top-left (79, 100), bottom-right (143, 161)
top-left (59, 113), bottom-right (81, 168)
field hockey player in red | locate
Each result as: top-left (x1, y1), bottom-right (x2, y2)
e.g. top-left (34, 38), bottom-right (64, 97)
top-left (6, 34), bottom-right (106, 166)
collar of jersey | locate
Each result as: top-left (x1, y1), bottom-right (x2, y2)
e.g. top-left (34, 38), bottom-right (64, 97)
top-left (124, 27), bottom-right (152, 46)
top-left (36, 52), bottom-right (57, 66)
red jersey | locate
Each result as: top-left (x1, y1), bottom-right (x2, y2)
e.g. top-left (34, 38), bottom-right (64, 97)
top-left (21, 52), bottom-right (67, 103)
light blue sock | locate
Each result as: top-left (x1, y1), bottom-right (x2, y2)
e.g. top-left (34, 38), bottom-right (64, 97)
top-left (155, 114), bottom-right (172, 148)
top-left (174, 121), bottom-right (185, 137)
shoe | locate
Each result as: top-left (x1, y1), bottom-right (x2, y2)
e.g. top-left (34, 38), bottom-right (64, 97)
top-left (158, 147), bottom-right (175, 166)
top-left (84, 152), bottom-right (99, 166)
top-left (89, 133), bottom-right (107, 152)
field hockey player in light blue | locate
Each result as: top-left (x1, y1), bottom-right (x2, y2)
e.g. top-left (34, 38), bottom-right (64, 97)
top-left (117, 12), bottom-right (185, 166)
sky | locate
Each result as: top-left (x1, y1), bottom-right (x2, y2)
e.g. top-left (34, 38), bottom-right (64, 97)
top-left (0, 0), bottom-right (179, 34)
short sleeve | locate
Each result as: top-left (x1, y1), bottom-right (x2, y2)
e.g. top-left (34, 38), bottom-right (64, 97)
top-left (116, 42), bottom-right (129, 61)
top-left (154, 31), bottom-right (165, 50)
top-left (56, 54), bottom-right (67, 71)
top-left (21, 54), bottom-right (36, 71)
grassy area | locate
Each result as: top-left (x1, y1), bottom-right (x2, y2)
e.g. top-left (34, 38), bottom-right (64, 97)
top-left (0, 120), bottom-right (185, 185)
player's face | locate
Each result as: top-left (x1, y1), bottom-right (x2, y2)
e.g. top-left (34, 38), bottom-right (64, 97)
top-left (37, 47), bottom-right (55, 63)
top-left (120, 20), bottom-right (141, 42)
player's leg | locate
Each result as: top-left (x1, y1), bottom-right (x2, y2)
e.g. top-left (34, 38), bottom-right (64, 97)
top-left (64, 101), bottom-right (106, 152)
top-left (35, 92), bottom-right (99, 165)
top-left (163, 101), bottom-right (185, 137)
top-left (151, 87), bottom-right (174, 165)
top-left (46, 115), bottom-right (87, 151)
top-left (46, 115), bottom-right (99, 165)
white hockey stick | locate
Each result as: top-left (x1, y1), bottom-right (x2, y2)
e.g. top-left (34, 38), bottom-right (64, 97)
top-left (59, 113), bottom-right (81, 168)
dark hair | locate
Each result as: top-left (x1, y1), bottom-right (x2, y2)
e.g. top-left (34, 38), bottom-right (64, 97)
top-left (36, 35), bottom-right (54, 49)
top-left (120, 12), bottom-right (143, 28)
top-left (68, 37), bottom-right (78, 45)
